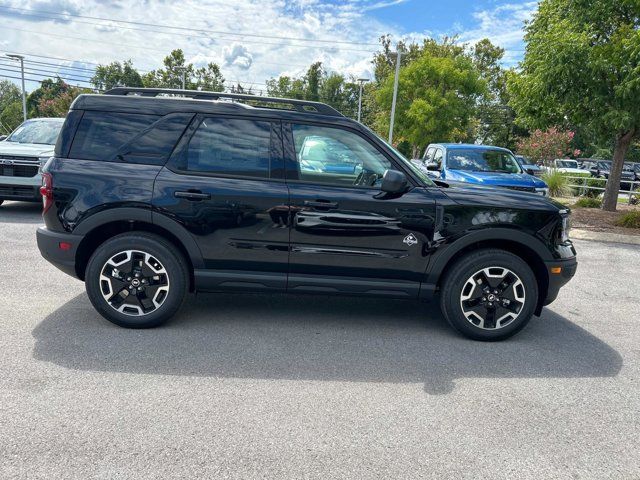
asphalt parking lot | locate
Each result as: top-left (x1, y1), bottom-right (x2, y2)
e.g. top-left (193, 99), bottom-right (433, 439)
top-left (0, 200), bottom-right (638, 479)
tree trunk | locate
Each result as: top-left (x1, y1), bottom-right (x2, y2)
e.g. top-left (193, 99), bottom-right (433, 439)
top-left (602, 129), bottom-right (636, 212)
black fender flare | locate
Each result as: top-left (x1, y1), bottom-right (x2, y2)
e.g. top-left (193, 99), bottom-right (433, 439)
top-left (423, 227), bottom-right (553, 286)
top-left (73, 206), bottom-right (205, 269)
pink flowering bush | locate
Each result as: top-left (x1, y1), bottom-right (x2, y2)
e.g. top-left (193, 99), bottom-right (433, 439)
top-left (516, 127), bottom-right (580, 166)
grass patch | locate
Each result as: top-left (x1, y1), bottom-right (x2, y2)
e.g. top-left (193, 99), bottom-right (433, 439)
top-left (541, 170), bottom-right (569, 197)
top-left (614, 211), bottom-right (640, 229)
top-left (574, 197), bottom-right (602, 208)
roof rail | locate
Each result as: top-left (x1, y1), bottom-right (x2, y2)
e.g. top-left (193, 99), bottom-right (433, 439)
top-left (103, 87), bottom-right (344, 117)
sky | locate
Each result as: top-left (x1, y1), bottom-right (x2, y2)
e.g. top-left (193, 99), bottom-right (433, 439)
top-left (0, 0), bottom-right (538, 93)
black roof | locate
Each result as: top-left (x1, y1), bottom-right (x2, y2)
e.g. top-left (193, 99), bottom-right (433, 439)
top-left (71, 87), bottom-right (352, 127)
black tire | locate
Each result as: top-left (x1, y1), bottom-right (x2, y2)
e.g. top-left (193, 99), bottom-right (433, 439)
top-left (439, 249), bottom-right (538, 341)
top-left (85, 232), bottom-right (189, 328)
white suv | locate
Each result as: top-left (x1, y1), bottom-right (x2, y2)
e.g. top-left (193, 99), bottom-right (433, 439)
top-left (0, 117), bottom-right (64, 206)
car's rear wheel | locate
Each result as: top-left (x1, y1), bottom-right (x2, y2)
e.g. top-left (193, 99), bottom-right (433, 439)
top-left (440, 249), bottom-right (538, 341)
top-left (85, 232), bottom-right (188, 328)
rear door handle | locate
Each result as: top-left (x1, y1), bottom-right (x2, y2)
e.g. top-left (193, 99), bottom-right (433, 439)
top-left (174, 190), bottom-right (211, 201)
top-left (304, 200), bottom-right (338, 209)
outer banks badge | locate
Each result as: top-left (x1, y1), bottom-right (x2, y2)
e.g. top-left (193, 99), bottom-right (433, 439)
top-left (403, 233), bottom-right (418, 246)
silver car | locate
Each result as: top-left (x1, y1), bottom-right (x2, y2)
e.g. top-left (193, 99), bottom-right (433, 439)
top-left (0, 117), bottom-right (64, 206)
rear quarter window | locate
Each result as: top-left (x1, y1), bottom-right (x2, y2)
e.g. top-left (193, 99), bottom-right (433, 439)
top-left (69, 111), bottom-right (193, 165)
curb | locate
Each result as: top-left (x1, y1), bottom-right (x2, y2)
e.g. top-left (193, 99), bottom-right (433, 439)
top-left (571, 228), bottom-right (640, 246)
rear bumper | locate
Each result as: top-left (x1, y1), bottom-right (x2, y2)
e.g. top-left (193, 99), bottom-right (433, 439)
top-left (36, 227), bottom-right (83, 279)
top-left (541, 257), bottom-right (578, 309)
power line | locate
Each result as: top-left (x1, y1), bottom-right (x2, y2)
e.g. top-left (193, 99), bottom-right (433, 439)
top-left (0, 60), bottom-right (95, 81)
top-left (0, 49), bottom-right (103, 66)
top-left (0, 66), bottom-right (94, 85)
top-left (0, 5), bottom-right (381, 48)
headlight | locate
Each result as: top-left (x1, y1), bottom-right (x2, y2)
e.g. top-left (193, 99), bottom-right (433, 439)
top-left (535, 187), bottom-right (549, 196)
top-left (38, 156), bottom-right (51, 173)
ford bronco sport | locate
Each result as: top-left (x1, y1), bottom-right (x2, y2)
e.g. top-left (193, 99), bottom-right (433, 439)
top-left (36, 88), bottom-right (577, 341)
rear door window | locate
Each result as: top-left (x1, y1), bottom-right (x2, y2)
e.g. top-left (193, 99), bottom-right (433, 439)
top-left (69, 112), bottom-right (192, 165)
top-left (177, 117), bottom-right (278, 179)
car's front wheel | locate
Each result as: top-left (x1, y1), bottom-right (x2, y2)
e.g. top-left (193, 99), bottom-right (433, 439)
top-left (440, 249), bottom-right (539, 341)
top-left (85, 232), bottom-right (188, 328)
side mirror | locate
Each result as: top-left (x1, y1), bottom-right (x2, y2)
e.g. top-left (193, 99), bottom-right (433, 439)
top-left (380, 169), bottom-right (408, 194)
top-left (0, 135), bottom-right (7, 141)
top-left (426, 162), bottom-right (440, 171)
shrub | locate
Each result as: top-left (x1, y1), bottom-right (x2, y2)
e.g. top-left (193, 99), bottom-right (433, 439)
top-left (615, 211), bottom-right (640, 229)
top-left (584, 177), bottom-right (606, 198)
top-left (574, 197), bottom-right (602, 208)
top-left (563, 172), bottom-right (590, 196)
top-left (541, 170), bottom-right (569, 197)
top-left (516, 127), bottom-right (580, 165)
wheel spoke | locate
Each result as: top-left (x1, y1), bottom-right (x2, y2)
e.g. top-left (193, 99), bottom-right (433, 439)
top-left (99, 249), bottom-right (170, 317)
top-left (460, 266), bottom-right (526, 331)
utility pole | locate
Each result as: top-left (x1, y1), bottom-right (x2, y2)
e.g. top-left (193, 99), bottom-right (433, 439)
top-left (6, 54), bottom-right (27, 122)
top-left (181, 70), bottom-right (186, 90)
top-left (388, 47), bottom-right (402, 144)
top-left (357, 78), bottom-right (369, 123)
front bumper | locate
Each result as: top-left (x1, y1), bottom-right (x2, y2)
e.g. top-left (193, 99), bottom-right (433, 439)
top-left (540, 256), bottom-right (578, 310)
top-left (36, 227), bottom-right (84, 279)
top-left (0, 185), bottom-right (40, 201)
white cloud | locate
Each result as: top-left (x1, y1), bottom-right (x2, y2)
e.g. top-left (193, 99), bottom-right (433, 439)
top-left (223, 43), bottom-right (253, 70)
top-left (458, 2), bottom-right (537, 65)
top-left (0, 0), bottom-right (535, 92)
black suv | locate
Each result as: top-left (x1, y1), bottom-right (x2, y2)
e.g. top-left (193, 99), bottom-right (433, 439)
top-left (37, 88), bottom-right (577, 341)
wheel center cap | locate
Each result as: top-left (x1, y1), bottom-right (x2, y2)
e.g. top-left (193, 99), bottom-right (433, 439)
top-left (131, 278), bottom-right (141, 287)
top-left (487, 294), bottom-right (497, 302)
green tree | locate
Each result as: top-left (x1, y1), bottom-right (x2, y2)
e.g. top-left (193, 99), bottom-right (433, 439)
top-left (0, 101), bottom-right (22, 133)
top-left (303, 62), bottom-right (323, 101)
top-left (0, 80), bottom-right (20, 112)
top-left (0, 80), bottom-right (22, 133)
top-left (375, 48), bottom-right (486, 156)
top-left (508, 0), bottom-right (640, 211)
top-left (193, 63), bottom-right (225, 92)
top-left (265, 63), bottom-right (359, 118)
top-left (91, 60), bottom-right (143, 90)
top-left (265, 76), bottom-right (305, 99)
top-left (143, 50), bottom-right (225, 91)
top-left (472, 39), bottom-right (518, 148)
top-left (27, 78), bottom-right (87, 118)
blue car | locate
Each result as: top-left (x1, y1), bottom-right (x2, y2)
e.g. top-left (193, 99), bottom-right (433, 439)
top-left (413, 143), bottom-right (549, 196)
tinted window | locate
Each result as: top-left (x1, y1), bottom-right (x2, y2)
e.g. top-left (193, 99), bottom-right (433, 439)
top-left (119, 113), bottom-right (193, 165)
top-left (292, 124), bottom-right (392, 188)
top-left (184, 118), bottom-right (273, 178)
top-left (433, 149), bottom-right (443, 169)
top-left (70, 112), bottom-right (158, 161)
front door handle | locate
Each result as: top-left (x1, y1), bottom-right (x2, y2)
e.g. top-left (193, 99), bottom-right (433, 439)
top-left (304, 200), bottom-right (338, 209)
top-left (175, 190), bottom-right (211, 201)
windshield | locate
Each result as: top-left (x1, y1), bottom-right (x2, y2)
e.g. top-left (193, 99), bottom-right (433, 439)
top-left (361, 125), bottom-right (436, 187)
top-left (557, 160), bottom-right (578, 168)
top-left (447, 149), bottom-right (522, 173)
top-left (597, 161), bottom-right (611, 170)
top-left (6, 119), bottom-right (64, 145)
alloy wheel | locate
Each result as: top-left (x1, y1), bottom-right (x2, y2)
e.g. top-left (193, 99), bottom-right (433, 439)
top-left (459, 266), bottom-right (526, 330)
top-left (99, 250), bottom-right (170, 316)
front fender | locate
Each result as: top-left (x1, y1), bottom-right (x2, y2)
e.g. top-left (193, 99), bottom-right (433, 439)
top-left (423, 226), bottom-right (554, 286)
